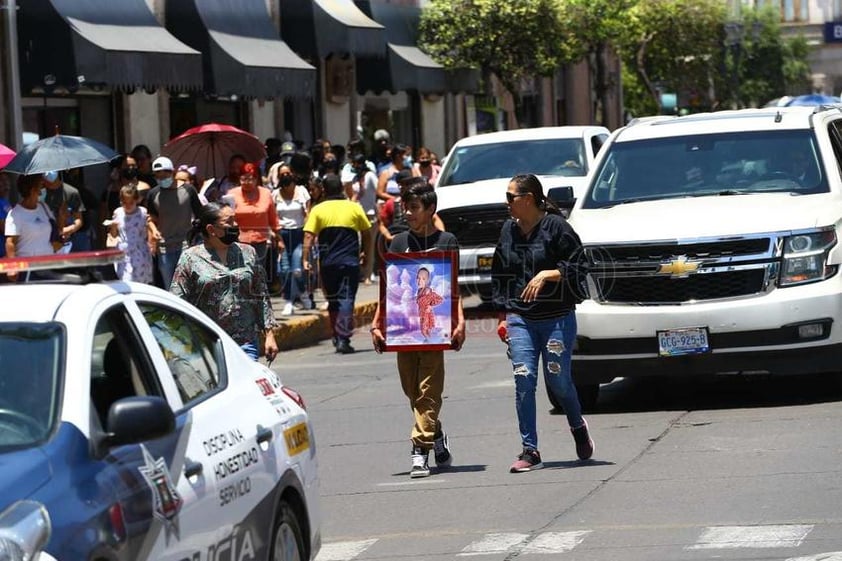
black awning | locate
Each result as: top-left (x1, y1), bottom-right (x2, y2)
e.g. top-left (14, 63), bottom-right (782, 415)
top-left (354, 1), bottom-right (479, 94)
top-left (166, 0), bottom-right (316, 100)
top-left (357, 44), bottom-right (446, 94)
top-left (18, 0), bottom-right (203, 93)
top-left (280, 0), bottom-right (385, 58)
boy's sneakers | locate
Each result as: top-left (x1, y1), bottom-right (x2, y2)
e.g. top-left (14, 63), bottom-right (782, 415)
top-left (281, 302), bottom-right (294, 316)
top-left (433, 431), bottom-right (452, 467)
top-left (571, 419), bottom-right (595, 460)
top-left (300, 295), bottom-right (313, 310)
top-left (510, 448), bottom-right (543, 473)
top-left (410, 446), bottom-right (430, 478)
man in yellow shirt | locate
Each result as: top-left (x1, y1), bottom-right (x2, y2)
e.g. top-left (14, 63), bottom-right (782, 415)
top-left (303, 173), bottom-right (372, 354)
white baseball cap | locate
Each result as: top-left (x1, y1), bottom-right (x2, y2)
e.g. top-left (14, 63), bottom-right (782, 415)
top-left (151, 156), bottom-right (174, 172)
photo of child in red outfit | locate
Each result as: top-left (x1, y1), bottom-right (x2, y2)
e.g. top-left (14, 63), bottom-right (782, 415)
top-left (415, 267), bottom-right (444, 340)
top-left (379, 252), bottom-right (456, 351)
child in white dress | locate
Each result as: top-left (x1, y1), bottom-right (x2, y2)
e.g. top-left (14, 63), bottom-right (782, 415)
top-left (107, 184), bottom-right (154, 283)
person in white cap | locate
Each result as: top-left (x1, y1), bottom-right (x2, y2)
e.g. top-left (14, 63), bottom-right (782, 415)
top-left (146, 156), bottom-right (204, 289)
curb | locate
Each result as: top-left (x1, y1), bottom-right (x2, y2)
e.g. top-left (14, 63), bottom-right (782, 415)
top-left (273, 300), bottom-right (379, 351)
top-left (272, 299), bottom-right (497, 351)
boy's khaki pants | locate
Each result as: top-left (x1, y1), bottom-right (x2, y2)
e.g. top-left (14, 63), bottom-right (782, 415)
top-left (397, 350), bottom-right (444, 450)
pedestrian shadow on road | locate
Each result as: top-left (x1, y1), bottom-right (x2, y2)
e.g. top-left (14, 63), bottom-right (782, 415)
top-left (392, 464), bottom-right (487, 477)
top-left (542, 459), bottom-right (615, 470)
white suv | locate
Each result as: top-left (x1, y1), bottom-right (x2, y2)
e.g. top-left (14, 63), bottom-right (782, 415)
top-left (434, 126), bottom-right (610, 300)
top-left (568, 106), bottom-right (842, 407)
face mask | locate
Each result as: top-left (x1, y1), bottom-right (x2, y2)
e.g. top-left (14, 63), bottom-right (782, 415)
top-left (44, 171), bottom-right (59, 183)
top-left (279, 175), bottom-right (295, 188)
top-left (158, 177), bottom-right (173, 189)
top-left (403, 156), bottom-right (413, 168)
top-left (38, 189), bottom-right (47, 203)
top-left (122, 167), bottom-right (139, 180)
top-left (219, 226), bottom-right (240, 245)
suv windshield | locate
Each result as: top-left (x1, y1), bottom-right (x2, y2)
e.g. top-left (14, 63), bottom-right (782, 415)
top-left (0, 323), bottom-right (63, 449)
top-left (582, 130), bottom-right (828, 209)
top-left (438, 138), bottom-right (588, 186)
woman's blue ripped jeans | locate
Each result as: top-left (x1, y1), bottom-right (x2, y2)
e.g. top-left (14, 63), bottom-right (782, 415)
top-left (506, 312), bottom-right (583, 451)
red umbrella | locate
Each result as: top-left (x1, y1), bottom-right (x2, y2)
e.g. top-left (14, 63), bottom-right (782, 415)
top-left (161, 123), bottom-right (266, 182)
top-left (0, 143), bottom-right (16, 169)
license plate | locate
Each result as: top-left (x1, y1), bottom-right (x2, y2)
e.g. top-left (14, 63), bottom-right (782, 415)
top-left (477, 256), bottom-right (493, 270)
top-left (657, 327), bottom-right (710, 357)
top-left (283, 423), bottom-right (310, 455)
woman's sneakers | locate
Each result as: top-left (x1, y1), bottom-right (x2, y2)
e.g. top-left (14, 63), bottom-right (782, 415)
top-left (510, 448), bottom-right (543, 473)
top-left (571, 419), bottom-right (595, 460)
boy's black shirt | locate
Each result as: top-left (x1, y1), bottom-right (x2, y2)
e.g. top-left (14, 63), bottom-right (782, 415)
top-left (388, 229), bottom-right (458, 253)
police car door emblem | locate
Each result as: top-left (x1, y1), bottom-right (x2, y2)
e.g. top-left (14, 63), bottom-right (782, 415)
top-left (138, 444), bottom-right (183, 527)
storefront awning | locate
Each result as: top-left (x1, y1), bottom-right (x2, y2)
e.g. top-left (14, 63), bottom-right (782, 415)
top-left (18, 0), bottom-right (203, 93)
top-left (166, 0), bottom-right (316, 100)
top-left (281, 0), bottom-right (386, 58)
top-left (354, 1), bottom-right (479, 94)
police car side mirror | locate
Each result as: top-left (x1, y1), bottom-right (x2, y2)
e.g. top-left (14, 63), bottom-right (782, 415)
top-left (106, 396), bottom-right (175, 447)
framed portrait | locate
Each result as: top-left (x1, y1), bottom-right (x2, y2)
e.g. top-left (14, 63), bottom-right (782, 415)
top-left (379, 250), bottom-right (458, 352)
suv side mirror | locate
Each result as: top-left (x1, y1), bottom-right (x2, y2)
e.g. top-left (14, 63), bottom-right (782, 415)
top-left (106, 396), bottom-right (175, 447)
top-left (547, 186), bottom-right (575, 211)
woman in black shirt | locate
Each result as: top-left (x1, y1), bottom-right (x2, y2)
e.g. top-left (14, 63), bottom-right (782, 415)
top-left (491, 174), bottom-right (594, 473)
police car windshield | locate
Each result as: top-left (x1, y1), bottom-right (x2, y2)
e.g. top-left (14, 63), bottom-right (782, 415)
top-left (438, 138), bottom-right (588, 186)
top-left (583, 130), bottom-right (828, 209)
top-left (0, 323), bottom-right (62, 449)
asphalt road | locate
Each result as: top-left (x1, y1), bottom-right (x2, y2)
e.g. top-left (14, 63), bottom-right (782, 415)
top-left (273, 316), bottom-right (842, 561)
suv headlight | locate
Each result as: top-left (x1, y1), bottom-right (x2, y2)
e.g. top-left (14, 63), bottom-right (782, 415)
top-left (779, 229), bottom-right (838, 286)
top-left (0, 501), bottom-right (51, 561)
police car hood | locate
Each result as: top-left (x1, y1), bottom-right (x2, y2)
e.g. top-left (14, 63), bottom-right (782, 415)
top-left (569, 192), bottom-right (838, 244)
top-left (436, 175), bottom-right (589, 212)
top-left (0, 447), bottom-right (51, 502)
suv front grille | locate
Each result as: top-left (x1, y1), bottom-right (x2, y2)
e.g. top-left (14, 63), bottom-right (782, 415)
top-left (596, 269), bottom-right (767, 303)
top-left (437, 204), bottom-right (511, 247)
top-left (587, 237), bottom-right (776, 304)
top-left (593, 238), bottom-right (771, 263)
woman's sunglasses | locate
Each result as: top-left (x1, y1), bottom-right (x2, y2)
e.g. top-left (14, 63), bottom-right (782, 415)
top-left (506, 192), bottom-right (529, 203)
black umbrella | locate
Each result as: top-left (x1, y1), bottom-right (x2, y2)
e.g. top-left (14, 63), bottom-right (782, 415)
top-left (4, 133), bottom-right (119, 175)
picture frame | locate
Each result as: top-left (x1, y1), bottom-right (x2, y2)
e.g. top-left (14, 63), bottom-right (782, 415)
top-left (379, 250), bottom-right (458, 352)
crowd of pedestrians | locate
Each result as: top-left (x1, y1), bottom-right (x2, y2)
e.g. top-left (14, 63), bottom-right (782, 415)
top-left (0, 128), bottom-right (597, 477)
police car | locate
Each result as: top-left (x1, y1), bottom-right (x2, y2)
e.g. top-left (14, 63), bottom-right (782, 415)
top-left (0, 251), bottom-right (320, 560)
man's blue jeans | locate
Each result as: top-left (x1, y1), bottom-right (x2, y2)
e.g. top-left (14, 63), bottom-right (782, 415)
top-left (278, 229), bottom-right (305, 301)
top-left (158, 247), bottom-right (182, 290)
top-left (506, 312), bottom-right (583, 451)
top-left (320, 264), bottom-right (359, 342)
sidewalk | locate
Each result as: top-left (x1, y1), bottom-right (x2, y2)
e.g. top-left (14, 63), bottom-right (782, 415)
top-left (269, 278), bottom-right (490, 351)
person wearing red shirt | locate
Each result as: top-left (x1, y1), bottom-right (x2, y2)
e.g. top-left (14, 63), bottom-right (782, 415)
top-left (227, 163), bottom-right (283, 279)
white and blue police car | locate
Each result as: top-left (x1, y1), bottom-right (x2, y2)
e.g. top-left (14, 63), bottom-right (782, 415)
top-left (0, 251), bottom-right (321, 561)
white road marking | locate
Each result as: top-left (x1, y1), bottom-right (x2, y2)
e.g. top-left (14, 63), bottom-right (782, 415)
top-left (377, 479), bottom-right (448, 487)
top-left (786, 553), bottom-right (842, 561)
top-left (315, 539), bottom-right (378, 561)
top-left (521, 531), bottom-right (592, 553)
top-left (458, 533), bottom-right (530, 556)
top-left (472, 380), bottom-right (515, 389)
top-left (687, 525), bottom-right (813, 549)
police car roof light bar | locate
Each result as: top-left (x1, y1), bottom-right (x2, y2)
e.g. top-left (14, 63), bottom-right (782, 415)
top-left (0, 249), bottom-right (124, 275)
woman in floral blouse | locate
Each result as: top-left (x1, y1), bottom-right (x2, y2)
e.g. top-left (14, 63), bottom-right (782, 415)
top-left (170, 202), bottom-right (278, 362)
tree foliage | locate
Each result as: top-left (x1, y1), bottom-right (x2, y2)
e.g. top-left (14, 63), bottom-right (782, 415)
top-left (418, 0), bottom-right (572, 97)
top-left (419, 0), bottom-right (814, 123)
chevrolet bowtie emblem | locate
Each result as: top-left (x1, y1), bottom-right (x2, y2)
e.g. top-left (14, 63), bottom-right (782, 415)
top-left (658, 256), bottom-right (700, 277)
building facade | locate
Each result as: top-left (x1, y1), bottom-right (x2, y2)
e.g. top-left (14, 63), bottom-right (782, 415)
top-left (0, 0), bottom-right (618, 196)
